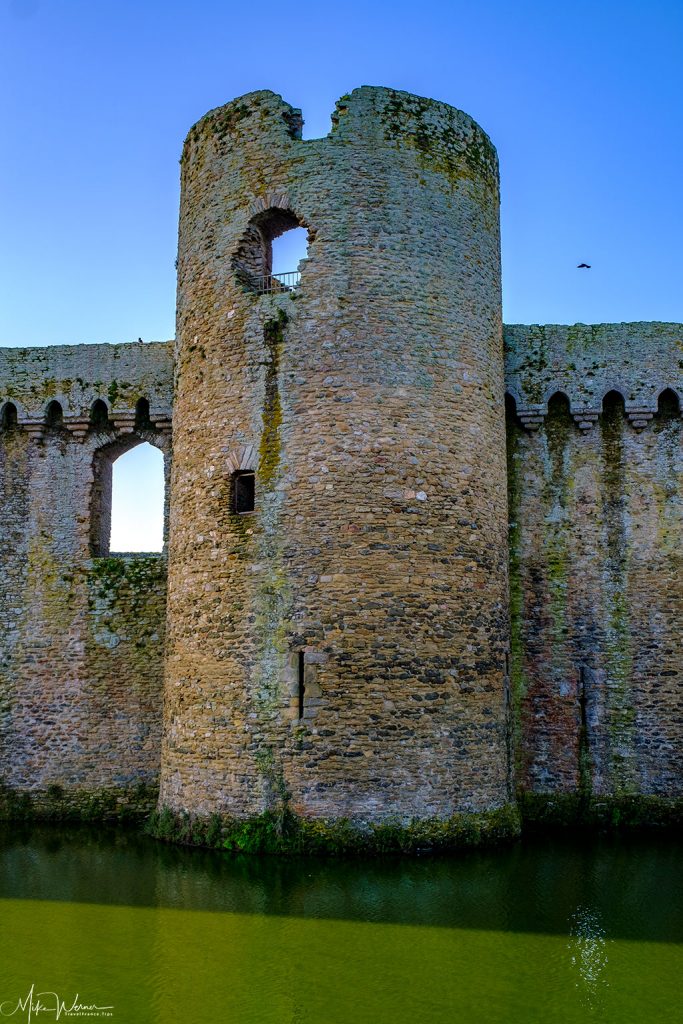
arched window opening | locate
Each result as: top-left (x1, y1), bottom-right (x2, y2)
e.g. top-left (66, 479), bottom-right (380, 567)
top-left (602, 390), bottom-right (625, 416)
top-left (135, 397), bottom-right (152, 430)
top-left (547, 391), bottom-right (571, 417)
top-left (232, 471), bottom-right (255, 514)
top-left (233, 208), bottom-right (312, 294)
top-left (91, 441), bottom-right (165, 556)
top-left (1, 403), bottom-right (18, 430)
top-left (90, 399), bottom-right (110, 430)
top-left (657, 388), bottom-right (680, 419)
top-left (45, 400), bottom-right (64, 428)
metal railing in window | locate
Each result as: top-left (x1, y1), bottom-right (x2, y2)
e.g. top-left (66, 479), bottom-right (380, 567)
top-left (253, 270), bottom-right (301, 295)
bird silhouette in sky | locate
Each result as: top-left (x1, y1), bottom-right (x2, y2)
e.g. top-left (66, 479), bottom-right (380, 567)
top-left (577, 263), bottom-right (591, 269)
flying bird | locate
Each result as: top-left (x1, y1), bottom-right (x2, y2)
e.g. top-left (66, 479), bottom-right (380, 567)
top-left (577, 263), bottom-right (591, 269)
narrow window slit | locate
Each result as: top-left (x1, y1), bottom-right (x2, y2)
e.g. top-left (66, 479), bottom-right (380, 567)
top-left (578, 667), bottom-right (587, 728)
top-left (298, 651), bottom-right (305, 720)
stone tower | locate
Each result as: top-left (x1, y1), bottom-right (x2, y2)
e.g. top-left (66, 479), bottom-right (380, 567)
top-left (159, 87), bottom-right (512, 825)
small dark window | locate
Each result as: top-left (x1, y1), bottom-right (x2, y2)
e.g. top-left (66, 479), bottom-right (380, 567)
top-left (1, 403), bottom-right (18, 429)
top-left (90, 399), bottom-right (110, 429)
top-left (45, 400), bottom-right (64, 428)
top-left (657, 388), bottom-right (680, 419)
top-left (233, 472), bottom-right (255, 514)
top-left (135, 397), bottom-right (152, 430)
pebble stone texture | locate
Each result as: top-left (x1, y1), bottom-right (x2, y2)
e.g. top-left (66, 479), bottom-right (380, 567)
top-left (161, 86), bottom-right (512, 823)
top-left (0, 343), bottom-right (172, 812)
top-left (0, 89), bottom-right (680, 824)
top-left (504, 323), bottom-right (683, 797)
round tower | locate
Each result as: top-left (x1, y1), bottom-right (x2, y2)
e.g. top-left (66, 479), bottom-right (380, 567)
top-left (160, 87), bottom-right (512, 829)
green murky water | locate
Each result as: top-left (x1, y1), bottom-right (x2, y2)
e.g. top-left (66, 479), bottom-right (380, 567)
top-left (0, 828), bottom-right (680, 1023)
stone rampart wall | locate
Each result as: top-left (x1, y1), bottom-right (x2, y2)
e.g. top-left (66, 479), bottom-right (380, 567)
top-left (0, 343), bottom-right (173, 815)
top-left (504, 322), bottom-right (683, 798)
top-left (0, 244), bottom-right (681, 823)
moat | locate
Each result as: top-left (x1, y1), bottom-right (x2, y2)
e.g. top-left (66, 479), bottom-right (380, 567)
top-left (0, 827), bottom-right (679, 1023)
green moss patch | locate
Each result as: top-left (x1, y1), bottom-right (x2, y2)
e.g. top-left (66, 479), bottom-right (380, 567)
top-left (0, 782), bottom-right (157, 825)
top-left (518, 791), bottom-right (683, 832)
top-left (146, 804), bottom-right (521, 856)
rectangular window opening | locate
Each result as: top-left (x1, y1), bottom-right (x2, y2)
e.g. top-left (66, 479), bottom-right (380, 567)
top-left (234, 472), bottom-right (255, 514)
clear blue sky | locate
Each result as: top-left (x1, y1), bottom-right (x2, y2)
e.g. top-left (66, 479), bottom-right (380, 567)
top-left (1, 0), bottom-right (680, 548)
top-left (1, 0), bottom-right (681, 348)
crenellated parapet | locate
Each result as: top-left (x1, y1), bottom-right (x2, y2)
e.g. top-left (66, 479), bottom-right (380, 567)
top-left (504, 322), bottom-right (683, 431)
top-left (0, 341), bottom-right (173, 440)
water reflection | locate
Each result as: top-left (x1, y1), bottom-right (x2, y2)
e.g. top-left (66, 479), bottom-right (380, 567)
top-left (0, 826), bottom-right (680, 943)
top-left (568, 906), bottom-right (609, 1011)
top-left (0, 829), bottom-right (680, 1024)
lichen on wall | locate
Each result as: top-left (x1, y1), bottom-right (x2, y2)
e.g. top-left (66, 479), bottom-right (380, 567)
top-left (0, 346), bottom-right (171, 819)
top-left (505, 323), bottom-right (683, 802)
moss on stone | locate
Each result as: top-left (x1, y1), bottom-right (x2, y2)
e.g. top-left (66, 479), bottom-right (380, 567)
top-left (0, 781), bottom-right (157, 825)
top-left (379, 90), bottom-right (498, 193)
top-left (147, 803), bottom-right (521, 856)
top-left (518, 791), bottom-right (683, 832)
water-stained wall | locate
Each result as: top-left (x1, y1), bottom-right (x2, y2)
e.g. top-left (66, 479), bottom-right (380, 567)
top-left (0, 343), bottom-right (173, 816)
top-left (505, 323), bottom-right (683, 800)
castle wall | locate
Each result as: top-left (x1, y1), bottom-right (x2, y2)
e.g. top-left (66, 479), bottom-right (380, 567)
top-left (504, 323), bottom-right (683, 799)
top-left (0, 92), bottom-right (680, 836)
top-left (162, 87), bottom-right (512, 824)
top-left (0, 343), bottom-right (173, 816)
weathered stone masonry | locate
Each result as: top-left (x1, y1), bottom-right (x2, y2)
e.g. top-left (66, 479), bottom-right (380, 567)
top-left (0, 88), bottom-right (680, 831)
top-left (504, 323), bottom-right (683, 804)
top-left (0, 343), bottom-right (172, 816)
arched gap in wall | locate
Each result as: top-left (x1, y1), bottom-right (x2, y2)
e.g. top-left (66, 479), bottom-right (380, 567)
top-left (601, 390), bottom-right (626, 418)
top-left (547, 391), bottom-right (571, 418)
top-left (233, 208), bottom-right (313, 293)
top-left (135, 397), bottom-right (152, 430)
top-left (91, 439), bottom-right (165, 556)
top-left (1, 402), bottom-right (18, 429)
top-left (271, 226), bottom-right (309, 276)
top-left (504, 392), bottom-right (520, 426)
top-left (45, 400), bottom-right (64, 428)
top-left (657, 388), bottom-right (680, 419)
top-left (231, 470), bottom-right (255, 514)
top-left (90, 399), bottom-right (110, 430)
